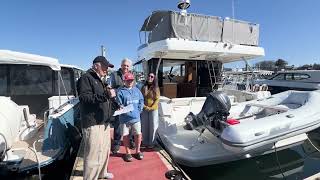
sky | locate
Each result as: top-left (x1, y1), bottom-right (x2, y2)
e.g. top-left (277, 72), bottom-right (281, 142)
top-left (1, 0), bottom-right (320, 70)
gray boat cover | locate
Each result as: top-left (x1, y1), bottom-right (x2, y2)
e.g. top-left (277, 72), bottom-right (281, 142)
top-left (222, 19), bottom-right (259, 46)
top-left (140, 11), bottom-right (259, 46)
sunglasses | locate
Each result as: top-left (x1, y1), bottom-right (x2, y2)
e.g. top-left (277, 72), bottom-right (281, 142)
top-left (148, 75), bottom-right (155, 78)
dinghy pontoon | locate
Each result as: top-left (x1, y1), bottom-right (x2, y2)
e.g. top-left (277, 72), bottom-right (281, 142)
top-left (158, 90), bottom-right (320, 167)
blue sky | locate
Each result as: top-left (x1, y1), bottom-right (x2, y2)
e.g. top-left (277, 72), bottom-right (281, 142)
top-left (1, 0), bottom-right (319, 69)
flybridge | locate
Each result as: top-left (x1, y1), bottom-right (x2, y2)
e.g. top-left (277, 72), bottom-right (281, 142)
top-left (137, 10), bottom-right (264, 63)
top-left (139, 10), bottom-right (260, 47)
top-left (135, 1), bottom-right (265, 98)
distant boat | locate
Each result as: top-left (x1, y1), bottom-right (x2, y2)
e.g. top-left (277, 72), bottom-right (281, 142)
top-left (0, 50), bottom-right (83, 174)
top-left (255, 70), bottom-right (320, 94)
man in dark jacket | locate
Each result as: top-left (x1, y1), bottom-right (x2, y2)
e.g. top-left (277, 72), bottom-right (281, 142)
top-left (108, 58), bottom-right (135, 154)
top-left (77, 56), bottom-right (115, 180)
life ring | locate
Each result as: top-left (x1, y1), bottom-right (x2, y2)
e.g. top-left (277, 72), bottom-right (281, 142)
top-left (252, 84), bottom-right (260, 92)
top-left (259, 84), bottom-right (268, 91)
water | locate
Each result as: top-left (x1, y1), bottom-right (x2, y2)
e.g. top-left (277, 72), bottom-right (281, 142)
top-left (182, 129), bottom-right (320, 180)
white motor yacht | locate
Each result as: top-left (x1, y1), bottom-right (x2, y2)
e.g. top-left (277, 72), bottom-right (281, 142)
top-left (132, 1), bottom-right (318, 167)
top-left (0, 50), bottom-right (82, 173)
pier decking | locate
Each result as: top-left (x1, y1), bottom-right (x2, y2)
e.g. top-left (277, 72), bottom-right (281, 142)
top-left (70, 129), bottom-right (182, 180)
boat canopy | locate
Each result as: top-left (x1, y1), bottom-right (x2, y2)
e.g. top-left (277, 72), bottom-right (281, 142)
top-left (140, 10), bottom-right (260, 46)
top-left (60, 63), bottom-right (83, 71)
top-left (0, 50), bottom-right (61, 71)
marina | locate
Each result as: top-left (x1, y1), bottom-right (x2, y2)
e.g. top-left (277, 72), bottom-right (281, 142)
top-left (1, 1), bottom-right (320, 180)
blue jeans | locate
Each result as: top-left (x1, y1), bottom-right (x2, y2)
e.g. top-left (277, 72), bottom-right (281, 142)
top-left (141, 109), bottom-right (159, 146)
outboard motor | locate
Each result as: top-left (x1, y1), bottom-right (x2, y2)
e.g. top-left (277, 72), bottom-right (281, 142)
top-left (184, 91), bottom-right (231, 132)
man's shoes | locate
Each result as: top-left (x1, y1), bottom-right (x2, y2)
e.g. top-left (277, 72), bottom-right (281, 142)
top-left (123, 154), bottom-right (133, 162)
top-left (111, 145), bottom-right (120, 154)
top-left (129, 141), bottom-right (136, 150)
top-left (135, 152), bottom-right (144, 160)
top-left (99, 172), bottom-right (114, 179)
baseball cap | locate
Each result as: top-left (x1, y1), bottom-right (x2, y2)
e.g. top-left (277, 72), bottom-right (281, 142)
top-left (93, 56), bottom-right (114, 68)
top-left (123, 72), bottom-right (134, 81)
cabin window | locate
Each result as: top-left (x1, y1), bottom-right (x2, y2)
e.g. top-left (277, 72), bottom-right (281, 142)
top-left (285, 73), bottom-right (294, 80)
top-left (293, 73), bottom-right (310, 80)
top-left (10, 65), bottom-right (53, 95)
top-left (0, 65), bottom-right (8, 95)
top-left (272, 73), bottom-right (285, 80)
top-left (163, 62), bottom-right (186, 83)
top-left (74, 69), bottom-right (83, 81)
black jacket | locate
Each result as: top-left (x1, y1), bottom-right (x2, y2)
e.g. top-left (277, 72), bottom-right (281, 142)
top-left (110, 69), bottom-right (135, 89)
top-left (77, 69), bottom-right (114, 129)
top-left (110, 68), bottom-right (124, 89)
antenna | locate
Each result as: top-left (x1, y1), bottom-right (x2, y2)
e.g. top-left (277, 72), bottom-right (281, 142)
top-left (232, 0), bottom-right (235, 42)
top-left (177, 0), bottom-right (190, 16)
top-left (101, 45), bottom-right (106, 57)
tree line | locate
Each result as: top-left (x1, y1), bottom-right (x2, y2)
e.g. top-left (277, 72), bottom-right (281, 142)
top-left (254, 59), bottom-right (320, 71)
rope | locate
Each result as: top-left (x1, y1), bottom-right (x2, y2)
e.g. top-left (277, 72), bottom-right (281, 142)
top-left (211, 61), bottom-right (217, 90)
top-left (307, 135), bottom-right (320, 153)
top-left (30, 139), bottom-right (44, 180)
top-left (0, 133), bottom-right (7, 160)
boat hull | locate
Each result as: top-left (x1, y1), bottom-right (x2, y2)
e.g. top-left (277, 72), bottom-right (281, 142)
top-left (158, 126), bottom-right (307, 167)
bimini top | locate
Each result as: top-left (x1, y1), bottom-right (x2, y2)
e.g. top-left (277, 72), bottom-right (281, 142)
top-left (140, 10), bottom-right (260, 46)
top-left (138, 10), bottom-right (264, 62)
top-left (0, 50), bottom-right (61, 71)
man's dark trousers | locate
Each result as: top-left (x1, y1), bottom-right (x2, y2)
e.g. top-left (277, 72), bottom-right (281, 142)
top-left (112, 116), bottom-right (122, 146)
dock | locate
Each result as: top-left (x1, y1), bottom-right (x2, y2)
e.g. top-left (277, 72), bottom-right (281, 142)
top-left (70, 131), bottom-right (189, 180)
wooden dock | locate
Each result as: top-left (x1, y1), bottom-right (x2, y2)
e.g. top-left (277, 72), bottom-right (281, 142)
top-left (70, 137), bottom-right (188, 180)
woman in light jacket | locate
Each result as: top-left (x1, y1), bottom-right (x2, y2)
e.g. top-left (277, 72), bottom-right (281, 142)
top-left (141, 72), bottom-right (160, 148)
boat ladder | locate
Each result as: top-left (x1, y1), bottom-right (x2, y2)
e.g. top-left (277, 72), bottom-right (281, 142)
top-left (207, 60), bottom-right (222, 91)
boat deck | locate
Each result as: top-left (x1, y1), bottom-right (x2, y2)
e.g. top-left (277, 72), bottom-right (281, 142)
top-left (70, 129), bottom-right (186, 180)
top-left (8, 120), bottom-right (60, 172)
